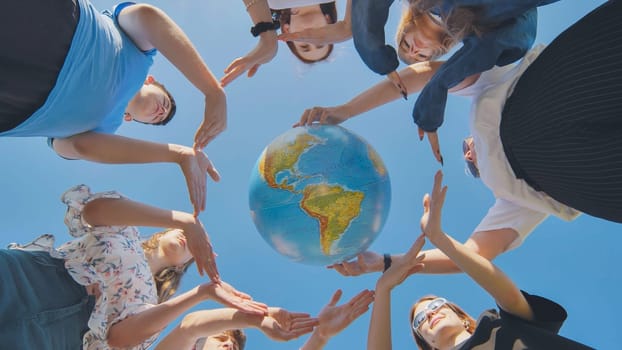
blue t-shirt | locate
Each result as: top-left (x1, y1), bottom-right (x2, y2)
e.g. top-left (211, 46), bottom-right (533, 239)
top-left (0, 0), bottom-right (155, 138)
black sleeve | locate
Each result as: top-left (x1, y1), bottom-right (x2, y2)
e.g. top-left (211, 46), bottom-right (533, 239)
top-left (498, 290), bottom-right (567, 334)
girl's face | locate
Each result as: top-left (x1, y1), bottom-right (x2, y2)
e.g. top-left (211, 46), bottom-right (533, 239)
top-left (159, 229), bottom-right (192, 267)
top-left (398, 14), bottom-right (446, 63)
top-left (282, 6), bottom-right (332, 61)
top-left (413, 299), bottom-right (466, 347)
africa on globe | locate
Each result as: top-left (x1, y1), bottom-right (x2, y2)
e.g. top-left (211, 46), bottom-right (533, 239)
top-left (249, 125), bottom-right (391, 265)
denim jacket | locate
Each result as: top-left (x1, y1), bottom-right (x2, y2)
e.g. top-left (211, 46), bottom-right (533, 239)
top-left (351, 0), bottom-right (560, 131)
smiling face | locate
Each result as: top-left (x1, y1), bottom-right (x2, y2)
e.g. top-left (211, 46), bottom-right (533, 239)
top-left (396, 10), bottom-right (451, 64)
top-left (278, 3), bottom-right (337, 63)
top-left (411, 296), bottom-right (475, 350)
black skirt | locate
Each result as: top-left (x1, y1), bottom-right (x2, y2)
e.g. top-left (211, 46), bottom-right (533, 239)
top-left (500, 0), bottom-right (622, 222)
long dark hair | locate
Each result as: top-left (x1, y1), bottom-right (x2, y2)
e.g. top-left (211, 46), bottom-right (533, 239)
top-left (272, 2), bottom-right (337, 63)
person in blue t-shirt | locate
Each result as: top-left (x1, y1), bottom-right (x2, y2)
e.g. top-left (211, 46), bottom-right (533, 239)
top-left (1, 0), bottom-right (226, 217)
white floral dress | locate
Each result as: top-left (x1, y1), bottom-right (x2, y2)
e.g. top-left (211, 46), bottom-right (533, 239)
top-left (49, 185), bottom-right (159, 350)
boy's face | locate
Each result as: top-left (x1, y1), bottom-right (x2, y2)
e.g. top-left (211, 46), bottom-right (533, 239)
top-left (201, 333), bottom-right (239, 350)
top-left (128, 82), bottom-right (172, 124)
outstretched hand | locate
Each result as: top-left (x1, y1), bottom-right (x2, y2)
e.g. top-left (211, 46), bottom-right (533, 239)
top-left (260, 308), bottom-right (318, 341)
top-left (377, 234), bottom-right (426, 291)
top-left (194, 92), bottom-right (227, 149)
top-left (293, 106), bottom-right (350, 127)
top-left (420, 170), bottom-right (448, 242)
top-left (418, 127), bottom-right (443, 165)
top-left (277, 20), bottom-right (351, 46)
top-left (178, 148), bottom-right (221, 216)
top-left (314, 289), bottom-right (374, 340)
top-left (201, 281), bottom-right (268, 316)
top-left (327, 251), bottom-right (383, 276)
top-left (182, 221), bottom-right (219, 282)
top-left (220, 34), bottom-right (277, 87)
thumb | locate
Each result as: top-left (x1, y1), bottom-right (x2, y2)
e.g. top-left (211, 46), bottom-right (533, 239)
top-left (248, 64), bottom-right (261, 78)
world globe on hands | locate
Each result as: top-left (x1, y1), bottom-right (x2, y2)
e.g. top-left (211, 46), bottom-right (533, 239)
top-left (249, 125), bottom-right (391, 265)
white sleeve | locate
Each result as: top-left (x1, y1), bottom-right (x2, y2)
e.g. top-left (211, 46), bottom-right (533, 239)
top-left (475, 198), bottom-right (548, 250)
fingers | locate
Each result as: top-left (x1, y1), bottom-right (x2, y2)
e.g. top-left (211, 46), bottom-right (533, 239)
top-left (327, 289), bottom-right (343, 307)
top-left (406, 234), bottom-right (426, 258)
top-left (426, 131), bottom-right (443, 166)
top-left (418, 127), bottom-right (425, 141)
top-left (327, 263), bottom-right (351, 276)
top-left (220, 58), bottom-right (247, 87)
top-left (238, 300), bottom-right (269, 315)
top-left (203, 155), bottom-right (221, 182)
top-left (387, 71), bottom-right (408, 100)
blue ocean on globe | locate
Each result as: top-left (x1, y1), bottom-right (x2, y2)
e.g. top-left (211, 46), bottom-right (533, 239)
top-left (249, 125), bottom-right (391, 265)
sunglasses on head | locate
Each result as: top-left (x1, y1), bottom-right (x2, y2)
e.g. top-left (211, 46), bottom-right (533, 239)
top-left (412, 298), bottom-right (448, 332)
top-left (462, 139), bottom-right (480, 178)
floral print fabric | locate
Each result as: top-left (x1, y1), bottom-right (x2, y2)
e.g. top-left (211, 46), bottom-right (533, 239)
top-left (50, 185), bottom-right (159, 350)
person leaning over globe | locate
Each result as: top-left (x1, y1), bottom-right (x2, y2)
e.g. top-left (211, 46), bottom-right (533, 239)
top-left (298, 0), bottom-right (622, 276)
top-left (2, 0), bottom-right (226, 216)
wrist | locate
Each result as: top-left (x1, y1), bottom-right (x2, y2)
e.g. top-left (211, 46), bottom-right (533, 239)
top-left (383, 253), bottom-right (392, 272)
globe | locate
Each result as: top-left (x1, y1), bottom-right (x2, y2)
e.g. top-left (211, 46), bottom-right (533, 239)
top-left (249, 125), bottom-right (391, 265)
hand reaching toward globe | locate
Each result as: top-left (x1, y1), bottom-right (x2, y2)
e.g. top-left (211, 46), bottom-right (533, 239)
top-left (327, 251), bottom-right (384, 276)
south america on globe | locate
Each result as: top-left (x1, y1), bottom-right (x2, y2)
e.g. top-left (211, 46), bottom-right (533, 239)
top-left (249, 125), bottom-right (391, 265)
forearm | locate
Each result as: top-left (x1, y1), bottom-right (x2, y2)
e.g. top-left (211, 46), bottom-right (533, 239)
top-left (366, 285), bottom-right (392, 350)
top-left (82, 196), bottom-right (197, 230)
top-left (300, 330), bottom-right (329, 350)
top-left (342, 62), bottom-right (443, 118)
top-left (155, 309), bottom-right (263, 350)
top-left (108, 286), bottom-right (206, 348)
top-left (121, 5), bottom-right (224, 99)
top-left (244, 0), bottom-right (278, 44)
top-left (429, 232), bottom-right (530, 318)
top-left (54, 132), bottom-right (186, 164)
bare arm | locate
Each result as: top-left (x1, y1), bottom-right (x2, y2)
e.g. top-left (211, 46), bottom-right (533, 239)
top-left (220, 0), bottom-right (278, 87)
top-left (53, 132), bottom-right (220, 216)
top-left (328, 228), bottom-right (517, 275)
top-left (109, 281), bottom-right (268, 348)
top-left (108, 286), bottom-right (206, 348)
top-left (422, 171), bottom-right (534, 320)
top-left (117, 4), bottom-right (227, 148)
top-left (155, 309), bottom-right (264, 350)
top-left (81, 189), bottom-right (218, 281)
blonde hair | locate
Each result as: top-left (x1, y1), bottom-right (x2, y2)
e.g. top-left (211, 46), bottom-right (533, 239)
top-left (142, 229), bottom-right (194, 303)
top-left (395, 6), bottom-right (455, 64)
top-left (409, 0), bottom-right (488, 40)
top-left (410, 295), bottom-right (476, 350)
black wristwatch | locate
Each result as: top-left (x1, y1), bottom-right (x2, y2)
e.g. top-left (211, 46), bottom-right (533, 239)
top-left (250, 21), bottom-right (280, 37)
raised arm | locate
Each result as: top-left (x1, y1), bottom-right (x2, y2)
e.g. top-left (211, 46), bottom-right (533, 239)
top-left (80, 181), bottom-right (218, 280)
top-left (116, 4), bottom-right (227, 148)
top-left (367, 235), bottom-right (425, 350)
top-left (53, 132), bottom-right (220, 216)
top-left (420, 171), bottom-right (534, 320)
top-left (277, 0), bottom-right (353, 45)
top-left (109, 281), bottom-right (268, 348)
top-left (220, 0), bottom-right (278, 87)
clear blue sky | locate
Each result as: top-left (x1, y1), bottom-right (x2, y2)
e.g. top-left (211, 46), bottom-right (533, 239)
top-left (0, 1), bottom-right (616, 349)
